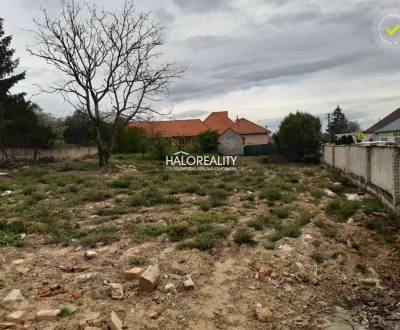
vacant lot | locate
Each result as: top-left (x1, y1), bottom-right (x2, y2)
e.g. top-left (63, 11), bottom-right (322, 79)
top-left (0, 155), bottom-right (399, 329)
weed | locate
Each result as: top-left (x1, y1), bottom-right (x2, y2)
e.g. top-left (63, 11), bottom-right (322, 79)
top-left (326, 198), bottom-right (360, 221)
top-left (178, 225), bottom-right (227, 251)
top-left (129, 223), bottom-right (168, 242)
top-left (59, 307), bottom-right (75, 318)
top-left (263, 241), bottom-right (276, 250)
top-left (310, 188), bottom-right (324, 199)
top-left (362, 198), bottom-right (385, 215)
top-left (197, 199), bottom-right (211, 211)
top-left (314, 219), bottom-right (337, 238)
top-left (356, 263), bottom-right (368, 274)
top-left (259, 187), bottom-right (282, 201)
top-left (130, 189), bottom-right (180, 207)
top-left (269, 223), bottom-right (302, 242)
top-left (233, 228), bottom-right (257, 245)
top-left (167, 221), bottom-right (191, 242)
top-left (270, 207), bottom-right (290, 219)
top-left (129, 255), bottom-right (147, 266)
top-left (298, 210), bottom-right (313, 226)
top-left (311, 251), bottom-right (326, 264)
top-left (110, 179), bottom-right (130, 189)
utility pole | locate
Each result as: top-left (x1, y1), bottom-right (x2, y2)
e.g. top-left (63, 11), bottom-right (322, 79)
top-left (327, 113), bottom-right (331, 144)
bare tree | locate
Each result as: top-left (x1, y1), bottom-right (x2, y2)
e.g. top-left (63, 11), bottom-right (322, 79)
top-left (28, 0), bottom-right (183, 166)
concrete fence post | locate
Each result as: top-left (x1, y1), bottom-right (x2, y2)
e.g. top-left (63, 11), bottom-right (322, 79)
top-left (365, 147), bottom-right (371, 184)
top-left (392, 147), bottom-right (400, 207)
top-left (345, 146), bottom-right (351, 173)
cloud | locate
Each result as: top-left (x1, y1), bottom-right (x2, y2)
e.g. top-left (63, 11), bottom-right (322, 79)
top-left (173, 110), bottom-right (209, 119)
top-left (172, 0), bottom-right (231, 13)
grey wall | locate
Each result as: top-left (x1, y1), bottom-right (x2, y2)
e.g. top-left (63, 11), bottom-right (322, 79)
top-left (218, 130), bottom-right (244, 155)
top-left (322, 144), bottom-right (400, 207)
top-left (1, 147), bottom-right (97, 161)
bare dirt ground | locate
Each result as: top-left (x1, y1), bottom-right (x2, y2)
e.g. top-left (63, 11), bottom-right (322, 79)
top-left (0, 156), bottom-right (400, 329)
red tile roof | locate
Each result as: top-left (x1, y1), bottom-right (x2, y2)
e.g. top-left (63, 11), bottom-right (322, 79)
top-left (129, 119), bottom-right (208, 137)
top-left (203, 111), bottom-right (234, 133)
top-left (228, 118), bottom-right (269, 135)
top-left (129, 112), bottom-right (270, 138)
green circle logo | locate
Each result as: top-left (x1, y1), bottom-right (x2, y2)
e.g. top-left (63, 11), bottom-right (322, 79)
top-left (377, 14), bottom-right (400, 47)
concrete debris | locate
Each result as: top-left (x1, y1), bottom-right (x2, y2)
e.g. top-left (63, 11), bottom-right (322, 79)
top-left (124, 267), bottom-right (143, 281)
top-left (147, 305), bottom-right (163, 319)
top-left (164, 283), bottom-right (177, 294)
top-left (14, 266), bottom-right (30, 274)
top-left (84, 251), bottom-right (98, 260)
top-left (110, 283), bottom-right (124, 300)
top-left (59, 265), bottom-right (89, 273)
top-left (36, 309), bottom-right (61, 321)
top-left (183, 276), bottom-right (195, 290)
top-left (139, 265), bottom-right (160, 291)
top-left (77, 273), bottom-right (97, 282)
top-left (360, 278), bottom-right (379, 287)
top-left (324, 323), bottom-right (353, 330)
top-left (302, 234), bottom-right (313, 243)
top-left (0, 322), bottom-right (17, 329)
top-left (345, 193), bottom-right (363, 201)
top-left (37, 283), bottom-right (68, 297)
top-left (278, 244), bottom-right (293, 252)
top-left (1, 190), bottom-right (12, 197)
top-left (3, 289), bottom-right (25, 303)
top-left (6, 311), bottom-right (26, 323)
top-left (323, 189), bottom-right (336, 197)
top-left (107, 311), bottom-right (123, 330)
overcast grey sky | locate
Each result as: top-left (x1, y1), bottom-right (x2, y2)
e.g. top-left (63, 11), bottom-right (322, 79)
top-left (2, 0), bottom-right (400, 131)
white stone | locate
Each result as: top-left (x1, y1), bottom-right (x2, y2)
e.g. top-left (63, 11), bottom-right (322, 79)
top-left (84, 251), bottom-right (98, 260)
top-left (184, 276), bottom-right (195, 290)
top-left (3, 289), bottom-right (25, 303)
top-left (36, 309), bottom-right (60, 320)
top-left (107, 311), bottom-right (123, 330)
top-left (164, 283), bottom-right (177, 294)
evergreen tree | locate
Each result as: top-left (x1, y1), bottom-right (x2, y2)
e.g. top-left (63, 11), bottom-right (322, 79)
top-left (328, 106), bottom-right (348, 142)
top-left (0, 17), bottom-right (55, 148)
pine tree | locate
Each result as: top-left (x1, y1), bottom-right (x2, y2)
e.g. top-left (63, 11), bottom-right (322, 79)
top-left (0, 17), bottom-right (25, 98)
top-left (0, 17), bottom-right (55, 148)
top-left (327, 106), bottom-right (349, 142)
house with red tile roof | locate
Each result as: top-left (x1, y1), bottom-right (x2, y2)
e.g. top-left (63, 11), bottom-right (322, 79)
top-left (129, 111), bottom-right (271, 153)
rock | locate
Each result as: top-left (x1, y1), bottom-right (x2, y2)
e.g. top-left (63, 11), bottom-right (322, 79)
top-left (311, 239), bottom-right (322, 247)
top-left (302, 234), bottom-right (313, 243)
top-left (183, 276), bottom-right (195, 290)
top-left (110, 283), bottom-right (124, 300)
top-left (1, 190), bottom-right (12, 197)
top-left (124, 267), bottom-right (143, 281)
top-left (324, 189), bottom-right (336, 197)
top-left (84, 251), bottom-right (98, 260)
top-left (164, 283), bottom-right (177, 294)
top-left (360, 278), bottom-right (378, 287)
top-left (3, 289), bottom-right (25, 303)
top-left (14, 266), bottom-right (30, 274)
top-left (36, 309), bottom-right (61, 321)
top-left (278, 244), bottom-right (293, 252)
top-left (147, 305), bottom-right (162, 319)
top-left (6, 311), bottom-right (26, 323)
top-left (12, 259), bottom-right (25, 265)
top-left (255, 307), bottom-right (273, 322)
top-left (83, 327), bottom-right (102, 330)
top-left (84, 312), bottom-right (101, 322)
top-left (107, 311), bottom-right (123, 330)
top-left (139, 265), bottom-right (160, 291)
top-left (77, 273), bottom-right (97, 282)
top-left (258, 267), bottom-right (272, 279)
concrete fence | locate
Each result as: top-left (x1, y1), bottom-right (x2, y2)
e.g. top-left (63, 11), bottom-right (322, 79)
top-left (322, 144), bottom-right (400, 208)
top-left (0, 146), bottom-right (97, 162)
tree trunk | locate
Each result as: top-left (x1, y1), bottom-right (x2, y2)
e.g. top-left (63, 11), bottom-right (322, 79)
top-left (96, 126), bottom-right (109, 167)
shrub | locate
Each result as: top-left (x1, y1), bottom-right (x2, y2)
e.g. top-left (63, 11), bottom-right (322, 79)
top-left (178, 225), bottom-right (227, 251)
top-left (274, 111), bottom-right (321, 163)
top-left (195, 130), bottom-right (220, 153)
top-left (270, 207), bottom-right (290, 219)
top-left (167, 222), bottom-right (191, 242)
top-left (298, 210), bottom-right (313, 226)
top-left (130, 189), bottom-right (180, 207)
top-left (327, 198), bottom-right (360, 221)
top-left (233, 228), bottom-right (257, 245)
top-left (362, 198), bottom-right (385, 215)
top-left (311, 251), bottom-right (326, 264)
top-left (259, 187), bottom-right (282, 201)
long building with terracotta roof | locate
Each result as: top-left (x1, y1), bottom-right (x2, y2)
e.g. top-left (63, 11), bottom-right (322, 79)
top-left (129, 111), bottom-right (271, 146)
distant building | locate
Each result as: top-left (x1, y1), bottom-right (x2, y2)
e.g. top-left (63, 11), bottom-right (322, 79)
top-left (129, 111), bottom-right (271, 152)
top-left (364, 108), bottom-right (400, 142)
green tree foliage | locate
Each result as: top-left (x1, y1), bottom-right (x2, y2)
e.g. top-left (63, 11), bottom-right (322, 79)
top-left (63, 111), bottom-right (97, 146)
top-left (274, 111), bottom-right (321, 163)
top-left (0, 18), bottom-right (55, 148)
top-left (114, 126), bottom-right (149, 156)
top-left (336, 135), bottom-right (355, 145)
top-left (327, 106), bottom-right (361, 142)
top-left (151, 131), bottom-right (172, 160)
top-left (195, 130), bottom-right (220, 153)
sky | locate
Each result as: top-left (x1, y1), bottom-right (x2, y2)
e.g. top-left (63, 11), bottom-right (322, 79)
top-left (2, 0), bottom-right (400, 131)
